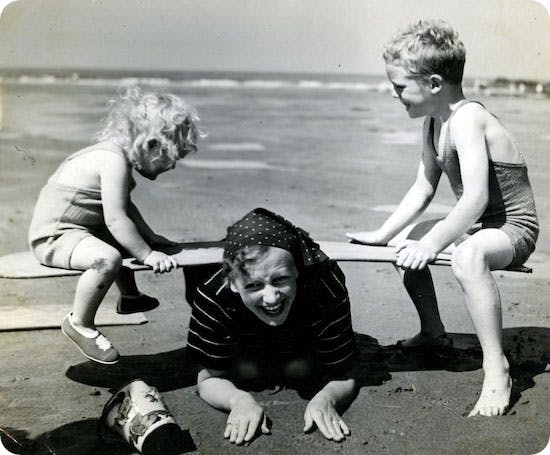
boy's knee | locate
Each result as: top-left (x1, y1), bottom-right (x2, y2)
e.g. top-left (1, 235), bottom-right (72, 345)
top-left (452, 243), bottom-right (487, 280)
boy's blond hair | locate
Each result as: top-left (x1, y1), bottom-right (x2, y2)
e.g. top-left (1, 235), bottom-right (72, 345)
top-left (96, 86), bottom-right (203, 167)
top-left (383, 19), bottom-right (466, 84)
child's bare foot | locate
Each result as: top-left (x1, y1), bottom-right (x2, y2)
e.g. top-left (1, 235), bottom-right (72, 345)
top-left (468, 357), bottom-right (512, 417)
top-left (396, 331), bottom-right (451, 349)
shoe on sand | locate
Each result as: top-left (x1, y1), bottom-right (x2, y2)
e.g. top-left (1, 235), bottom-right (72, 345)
top-left (61, 314), bottom-right (120, 364)
top-left (116, 293), bottom-right (160, 314)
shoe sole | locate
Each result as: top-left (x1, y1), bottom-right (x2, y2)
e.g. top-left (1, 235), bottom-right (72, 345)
top-left (61, 325), bottom-right (119, 365)
top-left (116, 300), bottom-right (160, 315)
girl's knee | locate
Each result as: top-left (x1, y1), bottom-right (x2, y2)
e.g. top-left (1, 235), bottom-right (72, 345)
top-left (90, 249), bottom-right (123, 276)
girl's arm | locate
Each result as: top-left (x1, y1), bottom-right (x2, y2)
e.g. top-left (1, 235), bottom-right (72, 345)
top-left (419, 106), bottom-right (489, 254)
top-left (303, 378), bottom-right (357, 441)
top-left (197, 368), bottom-right (270, 444)
top-left (100, 152), bottom-right (152, 262)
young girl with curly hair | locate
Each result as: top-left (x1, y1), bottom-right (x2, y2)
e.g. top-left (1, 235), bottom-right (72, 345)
top-left (29, 86), bottom-right (204, 364)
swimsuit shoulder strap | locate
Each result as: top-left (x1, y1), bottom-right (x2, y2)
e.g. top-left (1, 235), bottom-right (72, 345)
top-left (447, 99), bottom-right (485, 123)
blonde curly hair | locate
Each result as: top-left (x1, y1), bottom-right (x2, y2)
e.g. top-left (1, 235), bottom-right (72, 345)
top-left (96, 86), bottom-right (204, 168)
top-left (383, 19), bottom-right (466, 84)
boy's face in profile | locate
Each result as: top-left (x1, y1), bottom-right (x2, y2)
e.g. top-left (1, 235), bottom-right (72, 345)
top-left (385, 63), bottom-right (434, 118)
top-left (230, 246), bottom-right (299, 327)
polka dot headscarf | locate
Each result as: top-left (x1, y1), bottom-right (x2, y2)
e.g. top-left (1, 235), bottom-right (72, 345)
top-left (223, 207), bottom-right (328, 268)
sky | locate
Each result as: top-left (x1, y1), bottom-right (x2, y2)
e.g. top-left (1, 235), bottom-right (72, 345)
top-left (0, 0), bottom-right (549, 80)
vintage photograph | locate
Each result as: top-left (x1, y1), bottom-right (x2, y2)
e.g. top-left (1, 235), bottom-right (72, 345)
top-left (0, 1), bottom-right (548, 453)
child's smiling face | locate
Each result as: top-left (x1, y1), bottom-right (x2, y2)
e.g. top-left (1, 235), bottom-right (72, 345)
top-left (385, 63), bottom-right (434, 118)
top-left (229, 246), bottom-right (299, 327)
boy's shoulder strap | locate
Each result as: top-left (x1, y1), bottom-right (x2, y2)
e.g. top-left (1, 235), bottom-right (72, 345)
top-left (443, 100), bottom-right (487, 154)
top-left (448, 99), bottom-right (485, 123)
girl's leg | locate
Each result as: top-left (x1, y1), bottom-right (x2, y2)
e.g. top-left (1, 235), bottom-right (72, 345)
top-left (451, 229), bottom-right (514, 417)
top-left (69, 236), bottom-right (123, 333)
top-left (115, 266), bottom-right (140, 296)
top-left (114, 266), bottom-right (160, 314)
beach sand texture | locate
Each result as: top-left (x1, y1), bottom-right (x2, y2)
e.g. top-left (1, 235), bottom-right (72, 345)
top-left (0, 75), bottom-right (548, 454)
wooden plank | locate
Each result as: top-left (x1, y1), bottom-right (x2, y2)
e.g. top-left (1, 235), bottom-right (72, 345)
top-left (0, 240), bottom-right (531, 279)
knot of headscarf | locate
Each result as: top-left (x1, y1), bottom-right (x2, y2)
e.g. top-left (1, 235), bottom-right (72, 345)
top-left (223, 208), bottom-right (328, 268)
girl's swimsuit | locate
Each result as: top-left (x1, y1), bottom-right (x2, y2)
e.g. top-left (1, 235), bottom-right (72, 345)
top-left (428, 100), bottom-right (539, 266)
top-left (28, 148), bottom-right (134, 269)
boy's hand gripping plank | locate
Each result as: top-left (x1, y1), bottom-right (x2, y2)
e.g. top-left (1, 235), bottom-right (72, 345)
top-left (0, 241), bottom-right (530, 279)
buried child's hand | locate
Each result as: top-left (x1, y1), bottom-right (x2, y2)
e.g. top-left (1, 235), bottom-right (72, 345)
top-left (304, 393), bottom-right (350, 442)
top-left (225, 392), bottom-right (270, 445)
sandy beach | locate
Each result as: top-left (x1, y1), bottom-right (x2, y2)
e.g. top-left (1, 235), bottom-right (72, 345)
top-left (0, 77), bottom-right (549, 454)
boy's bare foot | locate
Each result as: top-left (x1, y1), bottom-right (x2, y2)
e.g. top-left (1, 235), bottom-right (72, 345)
top-left (396, 332), bottom-right (451, 349)
top-left (468, 358), bottom-right (512, 417)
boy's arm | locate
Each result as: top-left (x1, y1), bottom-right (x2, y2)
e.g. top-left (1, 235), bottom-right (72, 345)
top-left (378, 153), bottom-right (441, 240)
top-left (197, 368), bottom-right (270, 444)
top-left (304, 378), bottom-right (357, 441)
top-left (347, 119), bottom-right (442, 244)
top-left (417, 107), bottom-right (489, 254)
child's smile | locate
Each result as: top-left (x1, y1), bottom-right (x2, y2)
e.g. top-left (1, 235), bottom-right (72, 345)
top-left (385, 63), bottom-right (432, 118)
top-left (230, 247), bottom-right (299, 326)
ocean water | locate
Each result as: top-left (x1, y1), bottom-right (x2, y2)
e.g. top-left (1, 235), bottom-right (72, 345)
top-left (0, 70), bottom-right (549, 261)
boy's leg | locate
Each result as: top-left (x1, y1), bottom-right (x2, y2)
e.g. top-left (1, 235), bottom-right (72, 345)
top-left (392, 219), bottom-right (447, 346)
top-left (451, 229), bottom-right (514, 417)
top-left (69, 236), bottom-right (123, 331)
top-left (396, 266), bottom-right (447, 346)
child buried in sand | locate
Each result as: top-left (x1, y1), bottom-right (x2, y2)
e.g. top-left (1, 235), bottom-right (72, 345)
top-left (347, 20), bottom-right (538, 417)
top-left (187, 208), bottom-right (358, 445)
top-left (28, 86), bottom-right (204, 365)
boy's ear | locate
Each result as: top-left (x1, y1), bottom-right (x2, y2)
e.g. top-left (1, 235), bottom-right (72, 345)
top-left (229, 280), bottom-right (238, 293)
top-left (429, 74), bottom-right (443, 94)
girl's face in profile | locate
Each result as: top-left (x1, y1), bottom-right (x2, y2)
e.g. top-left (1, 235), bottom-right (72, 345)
top-left (135, 136), bottom-right (177, 180)
top-left (230, 246), bottom-right (299, 327)
top-left (135, 121), bottom-right (196, 180)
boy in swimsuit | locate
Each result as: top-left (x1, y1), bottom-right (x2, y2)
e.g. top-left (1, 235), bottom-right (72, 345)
top-left (347, 20), bottom-right (538, 416)
top-left (28, 86), bottom-right (204, 364)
